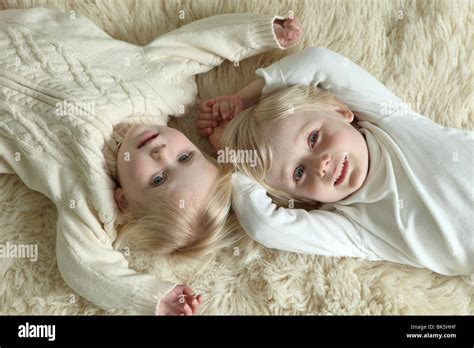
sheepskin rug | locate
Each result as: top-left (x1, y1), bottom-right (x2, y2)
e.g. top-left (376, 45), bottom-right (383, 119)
top-left (0, 0), bottom-right (472, 315)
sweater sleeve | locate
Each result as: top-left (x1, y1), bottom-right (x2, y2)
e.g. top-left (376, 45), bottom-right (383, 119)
top-left (0, 132), bottom-right (176, 315)
top-left (0, 7), bottom-right (144, 72)
top-left (142, 13), bottom-right (285, 75)
top-left (0, 156), bottom-right (14, 174)
top-left (231, 173), bottom-right (367, 258)
top-left (56, 209), bottom-right (178, 315)
top-left (255, 47), bottom-right (407, 124)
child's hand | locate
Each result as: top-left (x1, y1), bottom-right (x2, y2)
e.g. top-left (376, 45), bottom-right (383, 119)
top-left (208, 119), bottom-right (230, 152)
top-left (197, 95), bottom-right (244, 136)
top-left (157, 285), bottom-right (203, 316)
top-left (273, 17), bottom-right (303, 48)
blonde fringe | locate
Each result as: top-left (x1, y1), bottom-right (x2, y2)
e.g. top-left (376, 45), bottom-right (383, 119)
top-left (113, 161), bottom-right (243, 258)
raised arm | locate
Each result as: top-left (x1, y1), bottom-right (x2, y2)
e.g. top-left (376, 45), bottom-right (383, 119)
top-left (255, 47), bottom-right (408, 123)
top-left (231, 173), bottom-right (367, 258)
top-left (142, 13), bottom-right (293, 75)
top-left (0, 8), bottom-right (289, 86)
top-left (0, 7), bottom-right (144, 71)
top-left (56, 210), bottom-right (178, 315)
top-left (198, 45), bottom-right (404, 145)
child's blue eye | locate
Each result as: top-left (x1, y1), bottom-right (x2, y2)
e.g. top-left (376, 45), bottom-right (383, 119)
top-left (294, 166), bottom-right (304, 182)
top-left (308, 129), bottom-right (319, 148)
top-left (178, 151), bottom-right (193, 162)
top-left (152, 172), bottom-right (166, 186)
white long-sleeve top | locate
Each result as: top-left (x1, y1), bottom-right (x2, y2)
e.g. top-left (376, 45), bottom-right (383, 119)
top-left (232, 47), bottom-right (474, 276)
top-left (0, 7), bottom-right (285, 314)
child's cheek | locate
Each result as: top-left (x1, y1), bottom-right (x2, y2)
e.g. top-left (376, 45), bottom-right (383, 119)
top-left (331, 128), bottom-right (350, 148)
top-left (119, 150), bottom-right (144, 180)
top-left (128, 155), bottom-right (147, 179)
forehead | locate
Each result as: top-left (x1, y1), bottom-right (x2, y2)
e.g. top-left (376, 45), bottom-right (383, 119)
top-left (265, 109), bottom-right (323, 151)
top-left (266, 108), bottom-right (325, 134)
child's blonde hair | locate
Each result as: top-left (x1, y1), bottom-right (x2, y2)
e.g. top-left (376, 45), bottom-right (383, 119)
top-left (221, 84), bottom-right (350, 209)
top-left (113, 154), bottom-right (242, 258)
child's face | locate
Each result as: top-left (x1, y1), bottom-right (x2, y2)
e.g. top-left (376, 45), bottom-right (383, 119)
top-left (264, 107), bottom-right (369, 203)
top-left (115, 124), bottom-right (219, 211)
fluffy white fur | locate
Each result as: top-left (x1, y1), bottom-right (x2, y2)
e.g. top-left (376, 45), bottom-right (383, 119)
top-left (0, 0), bottom-right (472, 315)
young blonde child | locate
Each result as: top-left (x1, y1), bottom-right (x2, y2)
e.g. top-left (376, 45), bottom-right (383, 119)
top-left (0, 7), bottom-right (302, 315)
top-left (198, 47), bottom-right (473, 277)
top-left (112, 123), bottom-right (238, 315)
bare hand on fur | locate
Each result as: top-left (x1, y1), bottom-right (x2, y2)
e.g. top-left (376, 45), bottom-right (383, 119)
top-left (273, 17), bottom-right (303, 47)
top-left (157, 285), bottom-right (203, 316)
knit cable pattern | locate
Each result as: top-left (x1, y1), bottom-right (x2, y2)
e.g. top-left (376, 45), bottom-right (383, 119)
top-left (0, 22), bottom-right (153, 232)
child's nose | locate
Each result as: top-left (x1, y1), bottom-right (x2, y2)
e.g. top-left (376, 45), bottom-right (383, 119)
top-left (151, 144), bottom-right (170, 163)
top-left (310, 153), bottom-right (331, 178)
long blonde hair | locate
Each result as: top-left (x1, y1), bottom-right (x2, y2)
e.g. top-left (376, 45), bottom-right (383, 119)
top-left (113, 155), bottom-right (242, 258)
top-left (221, 84), bottom-right (350, 209)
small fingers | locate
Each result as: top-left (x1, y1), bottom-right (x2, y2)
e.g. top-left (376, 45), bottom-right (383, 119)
top-left (182, 287), bottom-right (196, 298)
top-left (279, 18), bottom-right (302, 46)
top-left (228, 101), bottom-right (235, 120)
top-left (167, 301), bottom-right (185, 316)
top-left (199, 99), bottom-right (214, 113)
top-left (287, 18), bottom-right (303, 36)
top-left (197, 127), bottom-right (213, 137)
top-left (189, 297), bottom-right (201, 315)
top-left (220, 101), bottom-right (230, 119)
top-left (181, 287), bottom-right (202, 314)
top-left (198, 112), bottom-right (217, 122)
top-left (287, 30), bottom-right (297, 40)
top-left (182, 303), bottom-right (193, 316)
top-left (197, 119), bottom-right (217, 130)
top-left (212, 102), bottom-right (222, 119)
top-left (284, 17), bottom-right (299, 28)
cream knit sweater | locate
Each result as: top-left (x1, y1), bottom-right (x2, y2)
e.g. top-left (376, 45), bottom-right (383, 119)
top-left (0, 7), bottom-right (284, 314)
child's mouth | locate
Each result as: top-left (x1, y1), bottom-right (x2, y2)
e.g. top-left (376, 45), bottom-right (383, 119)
top-left (137, 132), bottom-right (159, 149)
top-left (334, 155), bottom-right (349, 186)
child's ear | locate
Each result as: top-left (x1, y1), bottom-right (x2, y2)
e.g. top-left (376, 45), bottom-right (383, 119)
top-left (336, 108), bottom-right (354, 123)
top-left (114, 187), bottom-right (129, 213)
